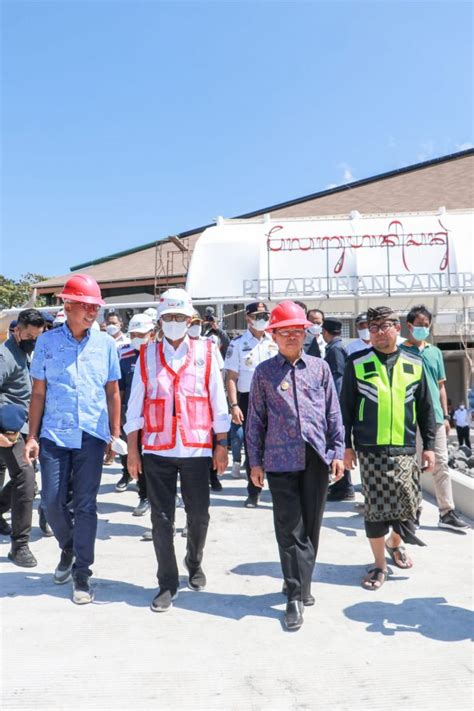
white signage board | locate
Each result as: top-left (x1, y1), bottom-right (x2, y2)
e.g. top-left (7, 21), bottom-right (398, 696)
top-left (186, 211), bottom-right (474, 302)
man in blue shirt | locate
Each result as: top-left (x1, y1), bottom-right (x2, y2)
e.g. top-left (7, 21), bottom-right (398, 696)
top-left (25, 274), bottom-right (121, 605)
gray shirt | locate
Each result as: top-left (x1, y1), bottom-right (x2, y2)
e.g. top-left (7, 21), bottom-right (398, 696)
top-left (0, 336), bottom-right (32, 416)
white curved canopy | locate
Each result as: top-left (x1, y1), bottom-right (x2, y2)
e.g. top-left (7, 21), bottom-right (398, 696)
top-left (186, 210), bottom-right (473, 311)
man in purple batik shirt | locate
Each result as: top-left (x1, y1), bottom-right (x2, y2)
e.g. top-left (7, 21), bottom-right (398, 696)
top-left (246, 301), bottom-right (345, 631)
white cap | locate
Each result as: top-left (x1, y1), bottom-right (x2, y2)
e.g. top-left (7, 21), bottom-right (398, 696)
top-left (157, 288), bottom-right (194, 317)
top-left (143, 307), bottom-right (158, 322)
top-left (128, 313), bottom-right (155, 334)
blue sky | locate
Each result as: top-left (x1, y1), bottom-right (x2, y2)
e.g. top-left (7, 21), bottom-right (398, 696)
top-left (1, 0), bottom-right (472, 280)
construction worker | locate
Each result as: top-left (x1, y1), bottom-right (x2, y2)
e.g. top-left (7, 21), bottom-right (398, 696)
top-left (125, 288), bottom-right (229, 613)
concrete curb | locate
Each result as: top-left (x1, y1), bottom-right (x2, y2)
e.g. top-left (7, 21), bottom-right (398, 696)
top-left (421, 469), bottom-right (474, 518)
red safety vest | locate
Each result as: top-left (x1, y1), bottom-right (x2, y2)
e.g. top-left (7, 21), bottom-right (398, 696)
top-left (140, 338), bottom-right (213, 451)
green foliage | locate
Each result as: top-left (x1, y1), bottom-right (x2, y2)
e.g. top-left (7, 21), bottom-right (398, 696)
top-left (0, 273), bottom-right (49, 309)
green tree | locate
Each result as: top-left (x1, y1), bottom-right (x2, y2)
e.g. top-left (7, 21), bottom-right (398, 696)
top-left (0, 273), bottom-right (49, 309)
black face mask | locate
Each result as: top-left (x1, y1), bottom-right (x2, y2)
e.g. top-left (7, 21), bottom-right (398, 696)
top-left (19, 339), bottom-right (36, 356)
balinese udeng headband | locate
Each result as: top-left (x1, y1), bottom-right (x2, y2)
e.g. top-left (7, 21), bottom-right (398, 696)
top-left (367, 306), bottom-right (399, 324)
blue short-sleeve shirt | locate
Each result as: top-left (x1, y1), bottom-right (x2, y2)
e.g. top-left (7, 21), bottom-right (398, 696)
top-left (30, 323), bottom-right (121, 448)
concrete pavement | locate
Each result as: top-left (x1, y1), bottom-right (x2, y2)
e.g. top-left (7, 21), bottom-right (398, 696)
top-left (1, 461), bottom-right (473, 711)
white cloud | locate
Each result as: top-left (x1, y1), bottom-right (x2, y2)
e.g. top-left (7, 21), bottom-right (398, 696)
top-left (342, 167), bottom-right (354, 182)
top-left (455, 141), bottom-right (473, 151)
top-left (325, 163), bottom-right (355, 190)
top-left (325, 182), bottom-right (338, 189)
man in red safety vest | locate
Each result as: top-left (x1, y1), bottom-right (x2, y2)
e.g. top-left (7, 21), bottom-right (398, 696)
top-left (125, 288), bottom-right (229, 613)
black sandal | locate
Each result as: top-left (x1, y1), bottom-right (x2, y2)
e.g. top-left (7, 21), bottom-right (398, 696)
top-left (362, 567), bottom-right (388, 591)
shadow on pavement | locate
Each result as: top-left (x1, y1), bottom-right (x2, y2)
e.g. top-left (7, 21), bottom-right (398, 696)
top-left (229, 560), bottom-right (402, 587)
top-left (344, 597), bottom-right (474, 641)
top-left (322, 513), bottom-right (365, 537)
top-left (0, 571), bottom-right (286, 622)
top-left (96, 519), bottom-right (149, 539)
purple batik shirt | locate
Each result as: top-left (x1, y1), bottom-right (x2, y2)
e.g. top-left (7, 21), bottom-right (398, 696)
top-left (246, 351), bottom-right (345, 472)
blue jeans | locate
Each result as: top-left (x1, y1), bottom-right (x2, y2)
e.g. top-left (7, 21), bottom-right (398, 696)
top-left (230, 422), bottom-right (244, 463)
top-left (39, 432), bottom-right (106, 576)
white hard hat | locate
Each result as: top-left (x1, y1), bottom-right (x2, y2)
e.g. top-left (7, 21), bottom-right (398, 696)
top-left (143, 307), bottom-right (158, 322)
top-left (128, 313), bottom-right (155, 334)
top-left (157, 288), bottom-right (194, 317)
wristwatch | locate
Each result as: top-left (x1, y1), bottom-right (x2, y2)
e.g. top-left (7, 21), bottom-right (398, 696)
top-left (215, 438), bottom-right (228, 447)
top-left (444, 415), bottom-right (450, 420)
top-left (230, 403), bottom-right (238, 408)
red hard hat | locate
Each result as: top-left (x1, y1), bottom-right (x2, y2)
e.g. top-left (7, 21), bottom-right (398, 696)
top-left (266, 301), bottom-right (312, 331)
top-left (57, 274), bottom-right (105, 306)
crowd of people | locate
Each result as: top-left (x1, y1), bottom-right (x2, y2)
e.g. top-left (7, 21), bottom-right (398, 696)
top-left (0, 274), bottom-right (470, 630)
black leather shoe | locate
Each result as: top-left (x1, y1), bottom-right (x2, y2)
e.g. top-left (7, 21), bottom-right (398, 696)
top-left (210, 480), bottom-right (223, 492)
top-left (282, 582), bottom-right (315, 607)
top-left (8, 546), bottom-right (37, 568)
top-left (183, 557), bottom-right (206, 591)
top-left (244, 495), bottom-right (259, 508)
top-left (284, 601), bottom-right (304, 630)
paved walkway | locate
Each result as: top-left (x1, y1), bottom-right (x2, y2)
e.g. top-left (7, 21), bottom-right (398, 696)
top-left (1, 462), bottom-right (473, 711)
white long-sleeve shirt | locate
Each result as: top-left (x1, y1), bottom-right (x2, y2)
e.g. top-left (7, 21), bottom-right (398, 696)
top-left (124, 336), bottom-right (230, 457)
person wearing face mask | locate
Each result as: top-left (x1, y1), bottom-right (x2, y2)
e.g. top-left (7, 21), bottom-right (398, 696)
top-left (105, 313), bottom-right (130, 349)
top-left (401, 305), bottom-right (468, 532)
top-left (201, 308), bottom-right (230, 359)
top-left (125, 288), bottom-right (230, 613)
top-left (0, 308), bottom-right (45, 567)
top-left (114, 313), bottom-right (156, 515)
top-left (304, 308), bottom-right (326, 359)
top-left (225, 302), bottom-right (279, 507)
top-left (346, 313), bottom-right (372, 356)
top-left (25, 275), bottom-right (121, 605)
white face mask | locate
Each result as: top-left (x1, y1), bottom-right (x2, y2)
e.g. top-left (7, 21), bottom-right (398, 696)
top-left (307, 324), bottom-right (322, 336)
top-left (106, 324), bottom-right (121, 336)
top-left (131, 336), bottom-right (147, 351)
top-left (251, 319), bottom-right (267, 332)
top-left (187, 324), bottom-right (202, 339)
top-left (358, 328), bottom-right (370, 340)
top-left (162, 320), bottom-right (188, 341)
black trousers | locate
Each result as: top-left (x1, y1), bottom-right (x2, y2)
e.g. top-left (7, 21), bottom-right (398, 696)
top-left (456, 426), bottom-right (471, 449)
top-left (143, 454), bottom-right (211, 592)
top-left (0, 436), bottom-right (35, 548)
top-left (238, 391), bottom-right (262, 498)
top-left (267, 445), bottom-right (329, 602)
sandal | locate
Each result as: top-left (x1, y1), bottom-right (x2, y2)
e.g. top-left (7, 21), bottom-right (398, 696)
top-left (385, 543), bottom-right (413, 569)
top-left (362, 567), bottom-right (388, 591)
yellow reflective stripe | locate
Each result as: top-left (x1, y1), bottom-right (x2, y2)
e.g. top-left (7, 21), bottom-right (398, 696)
top-left (371, 358), bottom-right (391, 445)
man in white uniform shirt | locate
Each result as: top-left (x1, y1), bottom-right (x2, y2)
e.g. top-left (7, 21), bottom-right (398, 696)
top-left (125, 288), bottom-right (229, 613)
top-left (225, 302), bottom-right (279, 508)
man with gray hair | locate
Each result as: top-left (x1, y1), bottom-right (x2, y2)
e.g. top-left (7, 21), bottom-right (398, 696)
top-left (341, 306), bottom-right (436, 590)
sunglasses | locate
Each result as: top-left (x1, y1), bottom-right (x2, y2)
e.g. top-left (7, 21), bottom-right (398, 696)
top-left (275, 329), bottom-right (306, 337)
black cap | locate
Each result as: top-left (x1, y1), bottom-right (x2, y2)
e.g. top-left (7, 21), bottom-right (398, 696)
top-left (246, 302), bottom-right (269, 315)
top-left (355, 312), bottom-right (369, 325)
top-left (322, 318), bottom-right (342, 334)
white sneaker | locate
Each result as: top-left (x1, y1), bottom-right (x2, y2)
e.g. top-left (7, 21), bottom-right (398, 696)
top-left (231, 462), bottom-right (241, 478)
